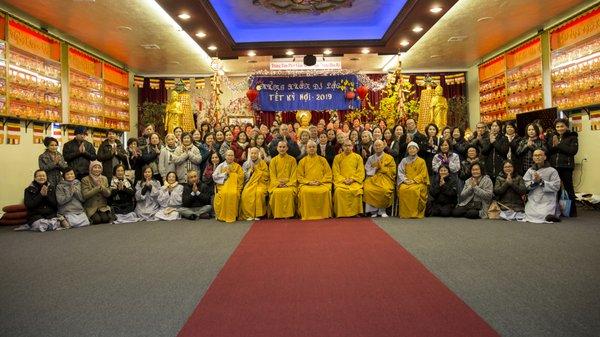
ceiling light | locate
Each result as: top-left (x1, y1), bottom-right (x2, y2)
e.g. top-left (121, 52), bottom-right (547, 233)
top-left (247, 51), bottom-right (256, 57)
top-left (400, 40), bottom-right (410, 47)
top-left (412, 26), bottom-right (424, 33)
top-left (285, 50), bottom-right (294, 56)
top-left (361, 48), bottom-right (370, 54)
top-left (323, 49), bottom-right (332, 55)
top-left (169, 61), bottom-right (180, 65)
top-left (178, 13), bottom-right (191, 20)
top-left (117, 26), bottom-right (132, 32)
top-left (430, 54), bottom-right (441, 58)
top-left (349, 57), bottom-right (360, 61)
top-left (430, 6), bottom-right (443, 13)
top-left (477, 17), bottom-right (493, 22)
top-left (195, 31), bottom-right (207, 38)
top-left (208, 45), bottom-right (217, 51)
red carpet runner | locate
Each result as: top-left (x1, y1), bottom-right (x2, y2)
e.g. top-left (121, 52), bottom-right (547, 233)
top-left (178, 219), bottom-right (499, 337)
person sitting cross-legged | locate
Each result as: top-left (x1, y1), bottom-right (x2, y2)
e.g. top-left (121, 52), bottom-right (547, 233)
top-left (363, 140), bottom-right (396, 218)
top-left (268, 141), bottom-right (298, 219)
top-left (296, 140), bottom-right (333, 220)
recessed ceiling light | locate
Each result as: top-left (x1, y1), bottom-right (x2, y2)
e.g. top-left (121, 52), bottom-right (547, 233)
top-left (195, 31), bottom-right (207, 38)
top-left (361, 48), bottom-right (370, 54)
top-left (430, 54), bottom-right (441, 58)
top-left (208, 45), bottom-right (217, 51)
top-left (350, 57), bottom-right (360, 61)
top-left (477, 17), bottom-right (493, 22)
top-left (247, 51), bottom-right (256, 57)
top-left (178, 13), bottom-right (191, 20)
top-left (247, 60), bottom-right (258, 64)
top-left (117, 26), bottom-right (132, 32)
top-left (323, 49), bottom-right (332, 55)
top-left (285, 50), bottom-right (294, 56)
top-left (169, 61), bottom-right (180, 65)
top-left (400, 40), bottom-right (410, 47)
top-left (412, 26), bottom-right (424, 33)
top-left (430, 6), bottom-right (443, 13)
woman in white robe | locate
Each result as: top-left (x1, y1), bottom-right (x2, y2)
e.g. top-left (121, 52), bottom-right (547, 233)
top-left (155, 171), bottom-right (183, 221)
top-left (135, 166), bottom-right (162, 221)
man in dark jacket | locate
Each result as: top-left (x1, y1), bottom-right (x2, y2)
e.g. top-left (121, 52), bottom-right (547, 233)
top-left (97, 130), bottom-right (128, 181)
top-left (399, 118), bottom-right (427, 159)
top-left (179, 170), bottom-right (212, 220)
top-left (23, 169), bottom-right (66, 231)
top-left (481, 121), bottom-right (509, 184)
top-left (268, 124), bottom-right (301, 160)
top-left (547, 118), bottom-right (579, 217)
top-left (62, 127), bottom-right (97, 180)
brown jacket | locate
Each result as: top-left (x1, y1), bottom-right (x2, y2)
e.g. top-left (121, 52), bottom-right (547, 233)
top-left (81, 175), bottom-right (112, 217)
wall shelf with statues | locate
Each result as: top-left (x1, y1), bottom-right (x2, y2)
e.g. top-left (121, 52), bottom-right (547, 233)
top-left (0, 17), bottom-right (6, 117)
top-left (478, 56), bottom-right (507, 123)
top-left (1, 18), bottom-right (62, 124)
top-left (103, 63), bottom-right (129, 131)
top-left (505, 37), bottom-right (543, 117)
top-left (67, 46), bottom-right (104, 128)
top-left (550, 7), bottom-right (600, 110)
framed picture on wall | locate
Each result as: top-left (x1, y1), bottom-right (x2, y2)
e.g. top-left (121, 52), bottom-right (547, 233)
top-left (227, 116), bottom-right (255, 126)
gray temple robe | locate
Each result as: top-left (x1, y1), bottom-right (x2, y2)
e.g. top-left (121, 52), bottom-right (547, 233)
top-left (135, 180), bottom-right (162, 221)
top-left (523, 164), bottom-right (561, 223)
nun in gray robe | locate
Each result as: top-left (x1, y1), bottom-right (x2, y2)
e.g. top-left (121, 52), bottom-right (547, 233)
top-left (134, 180), bottom-right (161, 221)
top-left (55, 179), bottom-right (90, 228)
top-left (523, 162), bottom-right (561, 223)
top-left (155, 183), bottom-right (183, 221)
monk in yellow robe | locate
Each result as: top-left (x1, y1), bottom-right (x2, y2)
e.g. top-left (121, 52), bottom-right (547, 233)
top-left (397, 141), bottom-right (429, 218)
top-left (213, 149), bottom-right (244, 223)
top-left (268, 141), bottom-right (297, 219)
top-left (297, 140), bottom-right (332, 220)
top-left (240, 147), bottom-right (270, 220)
top-left (363, 140), bottom-right (397, 217)
top-left (332, 139), bottom-right (365, 217)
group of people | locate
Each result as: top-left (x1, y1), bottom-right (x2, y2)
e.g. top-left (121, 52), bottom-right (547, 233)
top-left (20, 115), bottom-right (578, 232)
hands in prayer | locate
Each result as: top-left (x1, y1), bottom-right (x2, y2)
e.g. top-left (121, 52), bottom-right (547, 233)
top-left (40, 185), bottom-right (48, 196)
top-left (79, 142), bottom-right (85, 153)
top-left (192, 183), bottom-right (199, 193)
top-left (533, 171), bottom-right (541, 183)
top-left (343, 178), bottom-right (354, 185)
top-left (552, 135), bottom-right (559, 147)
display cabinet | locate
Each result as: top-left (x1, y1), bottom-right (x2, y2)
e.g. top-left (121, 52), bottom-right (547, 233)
top-left (478, 56), bottom-right (507, 123)
top-left (505, 38), bottom-right (543, 117)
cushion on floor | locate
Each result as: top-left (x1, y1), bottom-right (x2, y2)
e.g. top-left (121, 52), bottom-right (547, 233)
top-left (1, 211), bottom-right (28, 220)
top-left (0, 218), bottom-right (28, 226)
top-left (2, 204), bottom-right (27, 213)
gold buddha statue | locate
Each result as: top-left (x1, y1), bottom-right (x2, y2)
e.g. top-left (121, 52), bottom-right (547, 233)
top-left (430, 85), bottom-right (448, 129)
top-left (417, 83), bottom-right (434, 132)
top-left (165, 91), bottom-right (183, 134)
top-left (295, 110), bottom-right (312, 136)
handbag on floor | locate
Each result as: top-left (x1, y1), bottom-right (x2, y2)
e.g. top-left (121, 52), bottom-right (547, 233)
top-left (558, 189), bottom-right (571, 218)
top-left (487, 201), bottom-right (501, 220)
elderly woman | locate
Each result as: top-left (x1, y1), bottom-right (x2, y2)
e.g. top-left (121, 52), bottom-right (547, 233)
top-left (172, 132), bottom-right (201, 183)
top-left (396, 142), bottom-right (429, 219)
top-left (135, 166), bottom-right (162, 221)
top-left (213, 150), bottom-right (244, 223)
top-left (55, 167), bottom-right (90, 228)
top-left (109, 164), bottom-right (139, 223)
top-left (452, 163), bottom-right (494, 219)
top-left (81, 160), bottom-right (113, 224)
top-left (38, 137), bottom-right (68, 187)
top-left (159, 133), bottom-right (179, 182)
top-left (23, 169), bottom-right (65, 232)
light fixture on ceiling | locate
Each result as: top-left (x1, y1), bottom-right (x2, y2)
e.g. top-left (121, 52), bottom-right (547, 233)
top-left (195, 31), bottom-right (207, 38)
top-left (285, 50), bottom-right (294, 56)
top-left (208, 45), bottom-right (217, 51)
top-left (412, 26), bottom-right (424, 33)
top-left (430, 6), bottom-right (443, 13)
top-left (169, 61), bottom-right (180, 65)
top-left (349, 57), bottom-right (360, 61)
top-left (247, 51), bottom-right (256, 57)
top-left (430, 54), bottom-right (441, 58)
top-left (178, 13), bottom-right (191, 20)
top-left (400, 40), bottom-right (410, 47)
top-left (323, 49), bottom-right (332, 55)
top-left (361, 48), bottom-right (370, 54)
top-left (117, 26), bottom-right (132, 32)
top-left (477, 17), bottom-right (493, 22)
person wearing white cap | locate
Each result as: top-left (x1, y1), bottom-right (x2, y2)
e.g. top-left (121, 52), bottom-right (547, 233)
top-left (397, 141), bottom-right (429, 218)
top-left (363, 139), bottom-right (397, 217)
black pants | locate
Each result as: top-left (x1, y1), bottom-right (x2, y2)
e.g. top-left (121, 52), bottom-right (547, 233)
top-left (90, 210), bottom-right (113, 224)
top-left (429, 204), bottom-right (454, 217)
top-left (556, 167), bottom-right (577, 217)
top-left (452, 205), bottom-right (480, 219)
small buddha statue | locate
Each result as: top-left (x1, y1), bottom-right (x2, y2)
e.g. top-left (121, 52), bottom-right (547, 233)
top-left (165, 91), bottom-right (183, 134)
top-left (295, 110), bottom-right (312, 136)
top-left (430, 85), bottom-right (448, 129)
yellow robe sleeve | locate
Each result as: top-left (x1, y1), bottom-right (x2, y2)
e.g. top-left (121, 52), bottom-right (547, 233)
top-left (378, 154), bottom-right (397, 181)
top-left (319, 156), bottom-right (333, 184)
top-left (412, 158), bottom-right (430, 185)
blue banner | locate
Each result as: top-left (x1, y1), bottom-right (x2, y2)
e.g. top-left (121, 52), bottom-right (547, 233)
top-left (252, 75), bottom-right (360, 111)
